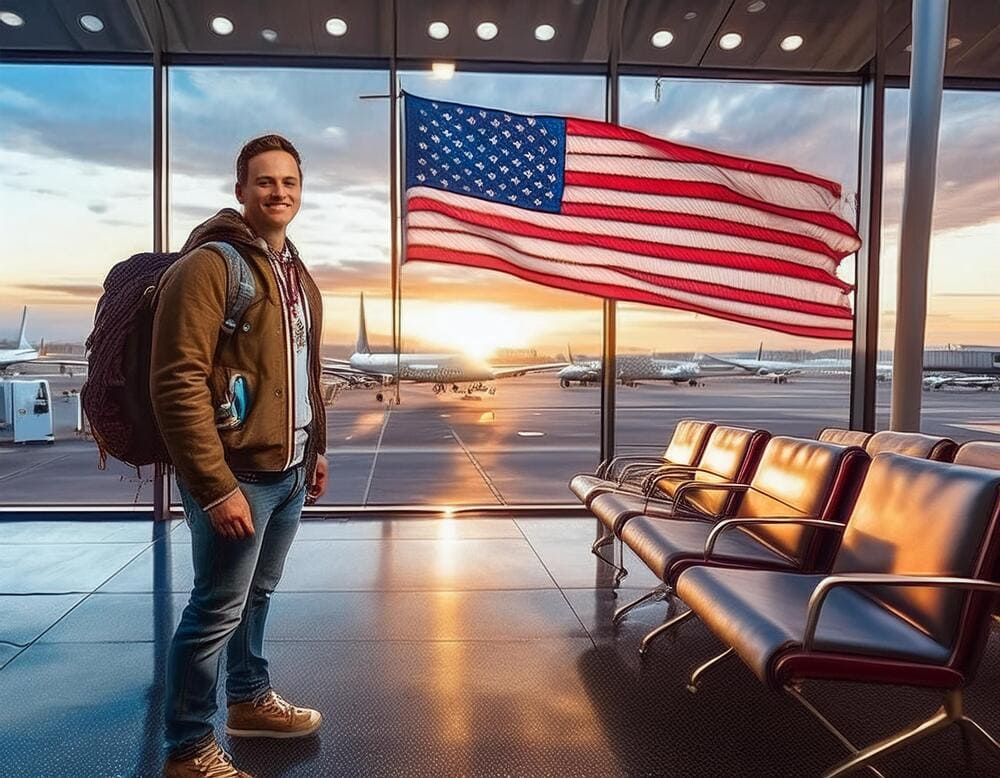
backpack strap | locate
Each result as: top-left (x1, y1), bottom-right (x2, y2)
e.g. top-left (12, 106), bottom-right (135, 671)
top-left (201, 241), bottom-right (256, 335)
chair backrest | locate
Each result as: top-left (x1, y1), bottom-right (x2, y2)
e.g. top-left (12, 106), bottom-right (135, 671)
top-left (954, 441), bottom-right (1000, 471)
top-left (661, 426), bottom-right (770, 516)
top-left (661, 419), bottom-right (715, 467)
top-left (818, 427), bottom-right (872, 448)
top-left (736, 437), bottom-right (869, 565)
top-left (865, 430), bottom-right (957, 462)
top-left (833, 453), bottom-right (1000, 654)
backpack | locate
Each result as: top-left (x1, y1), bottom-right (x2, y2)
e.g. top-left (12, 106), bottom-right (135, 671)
top-left (81, 242), bottom-right (255, 471)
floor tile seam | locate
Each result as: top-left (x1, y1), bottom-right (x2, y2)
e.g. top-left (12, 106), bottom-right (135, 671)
top-left (34, 635), bottom-right (593, 645)
top-left (510, 517), bottom-right (598, 650)
top-left (72, 586), bottom-right (570, 596)
top-left (2, 541), bottom-right (159, 663)
top-left (361, 408), bottom-right (392, 507)
top-left (95, 585), bottom-right (565, 594)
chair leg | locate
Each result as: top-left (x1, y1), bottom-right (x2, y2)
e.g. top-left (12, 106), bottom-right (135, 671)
top-left (686, 647), bottom-right (735, 693)
top-left (639, 607), bottom-right (694, 657)
top-left (591, 533), bottom-right (614, 555)
top-left (612, 584), bottom-right (670, 624)
top-left (613, 537), bottom-right (629, 586)
top-left (788, 685), bottom-right (980, 778)
top-left (958, 715), bottom-right (1000, 756)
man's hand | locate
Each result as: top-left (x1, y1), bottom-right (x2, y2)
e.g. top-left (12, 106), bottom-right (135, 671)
top-left (308, 455), bottom-right (328, 502)
top-left (207, 489), bottom-right (255, 539)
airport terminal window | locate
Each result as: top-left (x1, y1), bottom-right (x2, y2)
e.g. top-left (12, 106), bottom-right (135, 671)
top-left (0, 64), bottom-right (153, 505)
top-left (877, 89), bottom-right (1000, 441)
top-left (377, 71), bottom-right (605, 505)
top-left (168, 66), bottom-right (391, 507)
top-left (615, 77), bottom-right (861, 450)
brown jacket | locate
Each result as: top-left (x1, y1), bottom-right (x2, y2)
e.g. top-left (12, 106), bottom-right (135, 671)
top-left (149, 209), bottom-right (326, 509)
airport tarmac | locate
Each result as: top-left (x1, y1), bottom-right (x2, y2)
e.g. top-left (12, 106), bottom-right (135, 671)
top-left (1, 370), bottom-right (997, 507)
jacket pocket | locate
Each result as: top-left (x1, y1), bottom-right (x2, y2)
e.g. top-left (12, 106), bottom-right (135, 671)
top-left (213, 368), bottom-right (254, 430)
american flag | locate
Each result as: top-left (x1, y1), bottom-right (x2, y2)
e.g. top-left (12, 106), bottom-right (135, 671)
top-left (403, 94), bottom-right (861, 340)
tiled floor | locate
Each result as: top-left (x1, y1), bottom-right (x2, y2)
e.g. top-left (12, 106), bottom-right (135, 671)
top-left (1, 516), bottom-right (998, 777)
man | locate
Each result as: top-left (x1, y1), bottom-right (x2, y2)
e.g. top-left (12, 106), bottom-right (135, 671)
top-left (152, 135), bottom-right (328, 778)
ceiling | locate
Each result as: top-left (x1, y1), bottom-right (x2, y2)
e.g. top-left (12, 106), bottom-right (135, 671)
top-left (0, 0), bottom-right (997, 80)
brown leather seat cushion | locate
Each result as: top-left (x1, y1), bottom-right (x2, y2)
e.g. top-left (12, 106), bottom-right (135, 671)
top-left (621, 516), bottom-right (794, 582)
top-left (865, 430), bottom-right (957, 461)
top-left (954, 441), bottom-right (1000, 471)
top-left (676, 566), bottom-right (952, 686)
top-left (818, 427), bottom-right (872, 447)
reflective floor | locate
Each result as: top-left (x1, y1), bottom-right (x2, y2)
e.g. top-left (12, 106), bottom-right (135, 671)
top-left (1, 517), bottom-right (998, 777)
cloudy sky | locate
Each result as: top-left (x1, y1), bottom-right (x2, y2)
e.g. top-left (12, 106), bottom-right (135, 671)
top-left (1, 64), bottom-right (997, 357)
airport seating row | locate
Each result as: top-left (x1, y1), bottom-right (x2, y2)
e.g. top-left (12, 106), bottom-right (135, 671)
top-left (570, 421), bottom-right (1000, 777)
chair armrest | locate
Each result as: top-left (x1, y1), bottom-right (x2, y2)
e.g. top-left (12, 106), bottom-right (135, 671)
top-left (638, 464), bottom-right (716, 490)
top-left (803, 574), bottom-right (1000, 650)
top-left (616, 460), bottom-right (675, 483)
top-left (662, 482), bottom-right (751, 517)
top-left (600, 453), bottom-right (665, 479)
top-left (704, 518), bottom-right (843, 559)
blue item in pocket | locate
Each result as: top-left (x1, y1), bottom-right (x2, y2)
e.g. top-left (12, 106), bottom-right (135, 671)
top-left (229, 374), bottom-right (250, 425)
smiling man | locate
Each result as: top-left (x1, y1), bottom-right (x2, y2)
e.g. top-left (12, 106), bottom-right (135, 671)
top-left (151, 135), bottom-right (328, 778)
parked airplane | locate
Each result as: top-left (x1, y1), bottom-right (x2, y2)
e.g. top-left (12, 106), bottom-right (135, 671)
top-left (702, 344), bottom-right (892, 384)
top-left (558, 346), bottom-right (705, 388)
top-left (0, 307), bottom-right (88, 374)
top-left (321, 295), bottom-right (566, 402)
top-left (923, 374), bottom-right (1000, 391)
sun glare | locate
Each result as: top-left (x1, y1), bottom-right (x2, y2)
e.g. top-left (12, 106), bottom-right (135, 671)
top-left (402, 302), bottom-right (539, 359)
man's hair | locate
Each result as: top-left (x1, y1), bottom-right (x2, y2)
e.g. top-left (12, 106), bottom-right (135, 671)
top-left (236, 134), bottom-right (303, 186)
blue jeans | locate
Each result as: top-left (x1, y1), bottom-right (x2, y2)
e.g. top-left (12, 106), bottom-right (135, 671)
top-left (165, 466), bottom-right (306, 757)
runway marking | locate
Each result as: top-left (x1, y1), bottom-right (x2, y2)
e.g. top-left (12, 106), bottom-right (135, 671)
top-left (0, 453), bottom-right (71, 483)
top-left (362, 408), bottom-right (392, 507)
top-left (448, 427), bottom-right (507, 506)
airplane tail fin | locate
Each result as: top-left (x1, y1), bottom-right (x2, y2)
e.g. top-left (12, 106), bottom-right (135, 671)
top-left (756, 341), bottom-right (764, 361)
top-left (356, 293), bottom-right (371, 355)
top-left (567, 343), bottom-right (575, 364)
top-left (17, 306), bottom-right (31, 350)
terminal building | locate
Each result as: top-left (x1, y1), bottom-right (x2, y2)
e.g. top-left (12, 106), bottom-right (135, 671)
top-left (1, 2), bottom-right (999, 777)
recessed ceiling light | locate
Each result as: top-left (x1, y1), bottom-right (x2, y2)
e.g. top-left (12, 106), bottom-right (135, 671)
top-left (684, 12), bottom-right (698, 21)
top-left (325, 17), bottom-right (347, 37)
top-left (79, 14), bottom-right (104, 33)
top-left (261, 28), bottom-right (278, 43)
top-left (780, 34), bottom-right (803, 52)
top-left (534, 24), bottom-right (556, 42)
top-left (0, 10), bottom-right (25, 27)
top-left (476, 21), bottom-right (498, 41)
top-left (428, 21), bottom-right (450, 40)
top-left (650, 30), bottom-right (674, 48)
top-left (948, 37), bottom-right (962, 49)
top-left (210, 16), bottom-right (234, 36)
top-left (747, 1), bottom-right (767, 12)
top-left (431, 62), bottom-right (456, 79)
top-left (719, 32), bottom-right (742, 50)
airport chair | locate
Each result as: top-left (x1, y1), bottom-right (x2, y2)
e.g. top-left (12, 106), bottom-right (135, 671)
top-left (569, 419), bottom-right (714, 506)
top-left (864, 429), bottom-right (957, 461)
top-left (818, 427), bottom-right (872, 448)
top-left (674, 452), bottom-right (1000, 778)
top-left (954, 440), bottom-right (1000, 470)
top-left (614, 438), bottom-right (868, 650)
top-left (588, 426), bottom-right (769, 583)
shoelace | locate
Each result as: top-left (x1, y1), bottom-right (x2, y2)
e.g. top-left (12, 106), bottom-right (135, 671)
top-left (255, 690), bottom-right (295, 722)
top-left (192, 744), bottom-right (240, 778)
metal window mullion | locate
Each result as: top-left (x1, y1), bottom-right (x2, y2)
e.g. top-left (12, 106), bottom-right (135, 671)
top-left (152, 47), bottom-right (170, 520)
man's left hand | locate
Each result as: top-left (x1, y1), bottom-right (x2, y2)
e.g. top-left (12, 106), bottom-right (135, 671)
top-left (308, 455), bottom-right (328, 502)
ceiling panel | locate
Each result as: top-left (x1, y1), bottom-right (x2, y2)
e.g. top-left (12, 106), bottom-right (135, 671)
top-left (620, 0), bottom-right (732, 67)
top-left (0, 0), bottom-right (149, 52)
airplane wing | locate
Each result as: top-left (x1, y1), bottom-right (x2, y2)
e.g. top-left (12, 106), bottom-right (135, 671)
top-left (3, 357), bottom-right (89, 370)
top-left (321, 362), bottom-right (393, 386)
top-left (492, 362), bottom-right (568, 379)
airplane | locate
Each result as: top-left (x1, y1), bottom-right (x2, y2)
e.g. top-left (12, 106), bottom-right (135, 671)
top-left (321, 294), bottom-right (566, 402)
top-left (558, 345), bottom-right (705, 388)
top-left (0, 307), bottom-right (88, 375)
top-left (701, 343), bottom-right (893, 384)
top-left (923, 374), bottom-right (1000, 392)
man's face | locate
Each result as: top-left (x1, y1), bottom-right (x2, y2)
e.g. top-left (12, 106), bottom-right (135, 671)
top-left (236, 149), bottom-right (302, 233)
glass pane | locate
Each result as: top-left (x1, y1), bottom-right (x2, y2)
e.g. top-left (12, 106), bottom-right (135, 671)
top-left (616, 77), bottom-right (861, 451)
top-left (878, 89), bottom-right (1000, 440)
top-left (368, 71), bottom-right (607, 505)
top-left (167, 67), bottom-right (390, 507)
top-left (0, 64), bottom-right (152, 505)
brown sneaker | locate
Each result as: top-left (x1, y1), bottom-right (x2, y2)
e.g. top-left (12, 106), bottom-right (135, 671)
top-left (163, 739), bottom-right (253, 777)
top-left (226, 689), bottom-right (322, 739)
